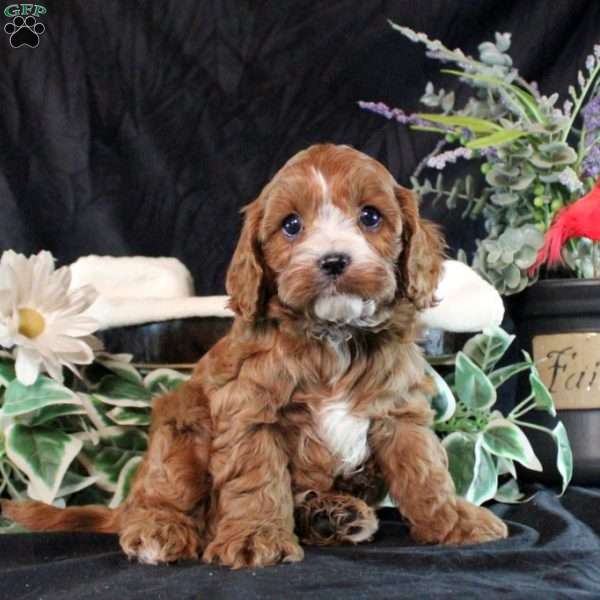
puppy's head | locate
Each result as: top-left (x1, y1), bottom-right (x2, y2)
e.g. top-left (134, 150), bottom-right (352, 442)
top-left (226, 144), bottom-right (444, 327)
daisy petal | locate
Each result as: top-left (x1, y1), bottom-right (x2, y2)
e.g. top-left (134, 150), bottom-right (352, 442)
top-left (15, 347), bottom-right (42, 385)
top-left (45, 316), bottom-right (99, 337)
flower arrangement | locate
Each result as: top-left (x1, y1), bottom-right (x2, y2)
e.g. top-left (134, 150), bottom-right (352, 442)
top-left (361, 23), bottom-right (600, 294)
top-left (0, 251), bottom-right (187, 527)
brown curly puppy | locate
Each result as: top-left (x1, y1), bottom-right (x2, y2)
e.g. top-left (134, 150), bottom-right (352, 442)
top-left (2, 144), bottom-right (507, 568)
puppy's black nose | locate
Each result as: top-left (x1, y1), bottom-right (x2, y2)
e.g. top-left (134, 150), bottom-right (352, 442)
top-left (319, 253), bottom-right (351, 277)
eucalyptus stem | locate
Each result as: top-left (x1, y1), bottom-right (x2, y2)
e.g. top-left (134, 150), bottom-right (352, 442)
top-left (593, 242), bottom-right (599, 279)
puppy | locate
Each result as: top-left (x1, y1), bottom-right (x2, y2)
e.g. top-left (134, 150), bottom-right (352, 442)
top-left (2, 144), bottom-right (507, 568)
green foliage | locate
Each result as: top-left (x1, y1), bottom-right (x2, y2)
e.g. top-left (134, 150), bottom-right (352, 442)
top-left (429, 326), bottom-right (573, 505)
top-left (0, 354), bottom-right (188, 510)
top-left (377, 24), bottom-right (600, 292)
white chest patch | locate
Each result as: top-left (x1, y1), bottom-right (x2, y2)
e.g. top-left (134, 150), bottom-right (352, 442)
top-left (318, 399), bottom-right (371, 475)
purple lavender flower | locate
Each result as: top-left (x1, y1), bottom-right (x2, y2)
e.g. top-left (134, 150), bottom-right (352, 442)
top-left (581, 94), bottom-right (600, 178)
top-left (357, 100), bottom-right (428, 126)
top-left (426, 147), bottom-right (473, 170)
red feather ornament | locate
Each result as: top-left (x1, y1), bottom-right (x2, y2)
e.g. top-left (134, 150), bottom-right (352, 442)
top-left (529, 180), bottom-right (600, 275)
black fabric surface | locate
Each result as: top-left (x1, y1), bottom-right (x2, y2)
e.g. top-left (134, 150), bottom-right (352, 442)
top-left (1, 1), bottom-right (600, 290)
top-left (1, 487), bottom-right (600, 599)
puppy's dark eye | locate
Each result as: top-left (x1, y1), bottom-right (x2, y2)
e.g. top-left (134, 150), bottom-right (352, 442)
top-left (281, 213), bottom-right (302, 238)
top-left (359, 206), bottom-right (382, 229)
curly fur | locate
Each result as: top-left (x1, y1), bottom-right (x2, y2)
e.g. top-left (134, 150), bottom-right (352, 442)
top-left (1, 144), bottom-right (507, 568)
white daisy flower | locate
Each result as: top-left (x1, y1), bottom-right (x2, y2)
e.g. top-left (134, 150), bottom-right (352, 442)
top-left (0, 250), bottom-right (100, 385)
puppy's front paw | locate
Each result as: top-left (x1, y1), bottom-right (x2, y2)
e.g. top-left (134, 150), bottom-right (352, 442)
top-left (445, 499), bottom-right (508, 545)
top-left (412, 498), bottom-right (507, 546)
top-left (120, 509), bottom-right (201, 564)
top-left (203, 525), bottom-right (303, 569)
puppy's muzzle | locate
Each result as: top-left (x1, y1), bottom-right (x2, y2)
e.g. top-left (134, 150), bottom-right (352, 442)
top-left (318, 253), bottom-right (351, 277)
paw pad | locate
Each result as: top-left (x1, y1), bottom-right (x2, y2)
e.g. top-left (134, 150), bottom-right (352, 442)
top-left (4, 15), bottom-right (45, 48)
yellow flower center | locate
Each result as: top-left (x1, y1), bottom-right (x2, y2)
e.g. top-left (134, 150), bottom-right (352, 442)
top-left (18, 308), bottom-right (46, 339)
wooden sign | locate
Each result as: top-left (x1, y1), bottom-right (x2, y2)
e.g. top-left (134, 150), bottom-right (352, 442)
top-left (533, 332), bottom-right (600, 410)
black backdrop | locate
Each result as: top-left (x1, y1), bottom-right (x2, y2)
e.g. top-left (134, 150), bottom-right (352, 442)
top-left (3, 3), bottom-right (600, 599)
top-left (2, 0), bottom-right (600, 294)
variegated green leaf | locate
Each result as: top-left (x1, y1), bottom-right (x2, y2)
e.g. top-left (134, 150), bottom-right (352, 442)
top-left (78, 393), bottom-right (114, 429)
top-left (425, 363), bottom-right (456, 422)
top-left (467, 437), bottom-right (498, 505)
top-left (443, 433), bottom-right (497, 505)
top-left (496, 456), bottom-right (517, 478)
top-left (95, 353), bottom-right (142, 384)
top-left (94, 375), bottom-right (152, 408)
top-left (109, 455), bottom-right (142, 508)
top-left (489, 362), bottom-right (530, 388)
top-left (79, 446), bottom-right (142, 492)
top-left (494, 478), bottom-right (527, 503)
top-left (462, 326), bottom-right (515, 373)
top-left (443, 432), bottom-right (477, 498)
top-left (455, 352), bottom-right (497, 410)
top-left (529, 371), bottom-right (556, 416)
top-left (552, 422), bottom-right (573, 495)
top-left (1, 376), bottom-right (80, 417)
top-left (106, 406), bottom-right (151, 427)
top-left (28, 404), bottom-right (87, 427)
top-left (55, 471), bottom-right (100, 499)
top-left (144, 368), bottom-right (188, 396)
top-left (482, 418), bottom-right (542, 471)
top-left (5, 425), bottom-right (82, 504)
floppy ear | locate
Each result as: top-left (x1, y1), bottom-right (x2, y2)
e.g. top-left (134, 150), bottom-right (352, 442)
top-left (395, 186), bottom-right (446, 310)
top-left (225, 200), bottom-right (265, 322)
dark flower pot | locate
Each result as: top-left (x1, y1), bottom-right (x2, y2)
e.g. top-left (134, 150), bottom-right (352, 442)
top-left (508, 279), bottom-right (600, 485)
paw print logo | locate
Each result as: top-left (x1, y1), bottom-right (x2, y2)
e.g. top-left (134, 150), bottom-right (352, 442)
top-left (4, 15), bottom-right (45, 48)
